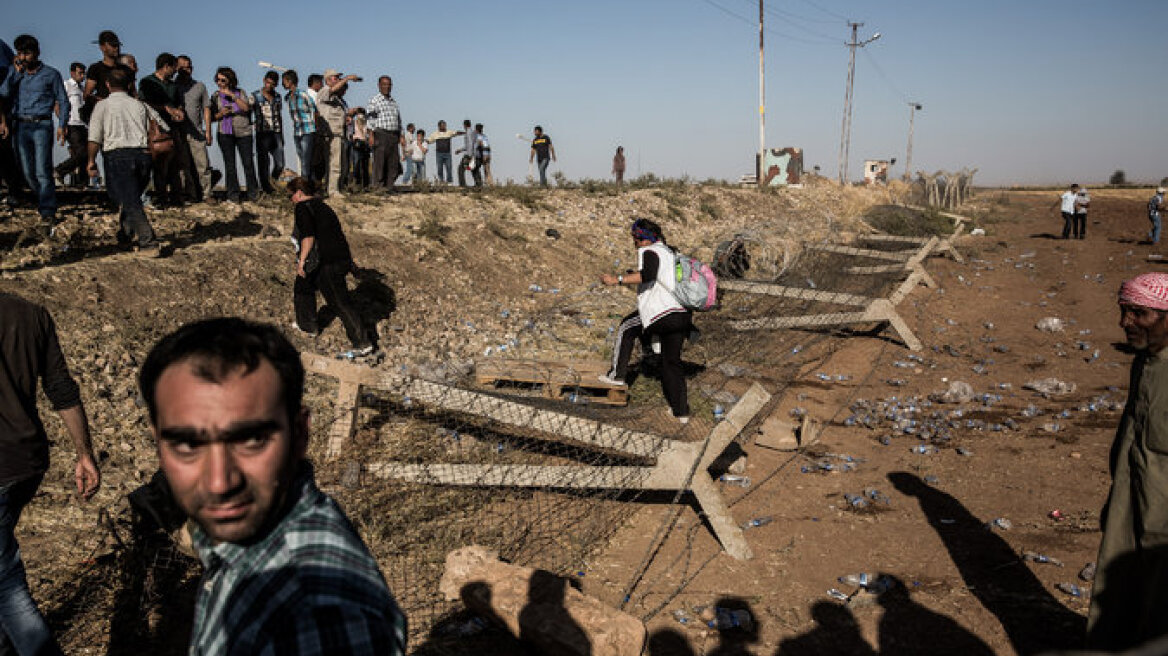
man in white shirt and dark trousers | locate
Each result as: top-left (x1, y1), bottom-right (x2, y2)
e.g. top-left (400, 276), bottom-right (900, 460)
top-left (86, 68), bottom-right (165, 256)
top-left (1058, 183), bottom-right (1079, 240)
top-left (54, 62), bottom-right (88, 187)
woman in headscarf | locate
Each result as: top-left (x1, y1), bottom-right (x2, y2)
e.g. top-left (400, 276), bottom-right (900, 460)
top-left (599, 218), bottom-right (693, 423)
top-left (211, 66), bottom-right (259, 203)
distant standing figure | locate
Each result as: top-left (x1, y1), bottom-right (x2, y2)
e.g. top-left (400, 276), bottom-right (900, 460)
top-left (138, 52), bottom-right (186, 207)
top-left (252, 70), bottom-right (284, 193)
top-left (175, 55), bottom-right (212, 202)
top-left (316, 68), bottom-right (358, 198)
top-left (401, 123), bottom-right (416, 184)
top-left (426, 119), bottom-right (462, 184)
top-left (406, 128), bottom-right (428, 183)
top-left (599, 218), bottom-right (693, 424)
top-left (474, 123), bottom-right (492, 186)
top-left (0, 292), bottom-right (100, 656)
top-left (612, 146), bottom-right (626, 186)
top-left (350, 109), bottom-right (372, 190)
top-left (282, 70), bottom-right (317, 182)
top-left (1087, 272), bottom-right (1168, 649)
top-left (1149, 187), bottom-right (1165, 245)
top-left (530, 125), bottom-right (556, 187)
top-left (1057, 183), bottom-right (1079, 240)
top-left (366, 76), bottom-right (403, 191)
top-left (455, 119), bottom-right (479, 188)
top-left (211, 66), bottom-right (258, 203)
top-left (288, 177), bottom-right (375, 356)
top-left (54, 62), bottom-right (88, 187)
top-left (1073, 187), bottom-right (1090, 239)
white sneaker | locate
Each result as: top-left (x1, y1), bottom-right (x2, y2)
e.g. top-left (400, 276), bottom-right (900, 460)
top-left (597, 374), bottom-right (626, 386)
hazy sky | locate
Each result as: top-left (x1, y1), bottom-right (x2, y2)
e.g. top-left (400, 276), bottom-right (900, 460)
top-left (7, 0), bottom-right (1167, 186)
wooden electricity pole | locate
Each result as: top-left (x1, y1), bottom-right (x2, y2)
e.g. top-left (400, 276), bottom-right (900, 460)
top-left (758, 0), bottom-right (765, 188)
top-left (837, 22), bottom-right (879, 185)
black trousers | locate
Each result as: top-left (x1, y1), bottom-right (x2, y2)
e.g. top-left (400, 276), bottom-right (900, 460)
top-left (457, 155), bottom-right (481, 188)
top-left (609, 310), bottom-right (692, 417)
top-left (293, 261), bottom-right (372, 349)
top-left (1073, 213), bottom-right (1087, 239)
top-left (1061, 212), bottom-right (1074, 239)
top-left (371, 129), bottom-right (401, 190)
top-left (55, 125), bottom-right (88, 185)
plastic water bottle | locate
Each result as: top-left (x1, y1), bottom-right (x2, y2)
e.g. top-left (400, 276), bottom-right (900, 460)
top-left (838, 573), bottom-right (872, 587)
top-left (713, 404), bottom-right (726, 422)
top-left (740, 516), bottom-right (772, 529)
top-left (719, 474), bottom-right (751, 488)
top-left (671, 609), bottom-right (690, 625)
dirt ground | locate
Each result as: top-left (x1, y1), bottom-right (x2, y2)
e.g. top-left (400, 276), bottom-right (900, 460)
top-left (0, 182), bottom-right (1157, 654)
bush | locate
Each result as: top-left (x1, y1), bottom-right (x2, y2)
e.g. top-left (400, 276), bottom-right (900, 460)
top-left (1110, 170), bottom-right (1127, 185)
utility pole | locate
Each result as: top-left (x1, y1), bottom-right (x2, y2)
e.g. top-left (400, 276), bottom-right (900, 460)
top-left (837, 22), bottom-right (880, 185)
top-left (904, 101), bottom-right (922, 181)
top-left (758, 0), bottom-right (765, 188)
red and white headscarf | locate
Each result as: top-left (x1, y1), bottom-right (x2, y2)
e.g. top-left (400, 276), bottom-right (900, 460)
top-left (1119, 273), bottom-right (1168, 310)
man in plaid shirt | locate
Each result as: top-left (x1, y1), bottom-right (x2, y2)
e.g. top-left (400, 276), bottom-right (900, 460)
top-left (140, 318), bottom-right (406, 655)
top-left (366, 75), bottom-right (404, 191)
top-left (282, 70), bottom-right (318, 182)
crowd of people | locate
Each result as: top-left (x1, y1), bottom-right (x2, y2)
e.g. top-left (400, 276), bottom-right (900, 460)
top-left (0, 28), bottom-right (571, 245)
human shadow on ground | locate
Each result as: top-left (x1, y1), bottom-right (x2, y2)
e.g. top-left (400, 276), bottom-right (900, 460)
top-left (315, 266), bottom-right (397, 347)
top-left (774, 575), bottom-right (998, 655)
top-left (1028, 233), bottom-right (1069, 240)
top-left (888, 471), bottom-right (1086, 654)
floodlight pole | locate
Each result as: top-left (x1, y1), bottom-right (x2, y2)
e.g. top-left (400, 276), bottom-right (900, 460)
top-left (758, 0), bottom-right (766, 188)
top-left (904, 101), bottom-right (922, 181)
top-left (837, 23), bottom-right (880, 185)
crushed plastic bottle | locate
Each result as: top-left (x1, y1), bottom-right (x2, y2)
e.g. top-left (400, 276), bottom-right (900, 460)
top-left (843, 493), bottom-right (869, 509)
top-left (910, 445), bottom-right (938, 455)
top-left (719, 474), bottom-right (751, 488)
top-left (1022, 551), bottom-right (1064, 567)
top-left (672, 609), bottom-right (691, 625)
top-left (740, 516), bottom-right (773, 529)
top-left (713, 404), bottom-right (726, 422)
top-left (990, 517), bottom-right (1013, 531)
top-left (1055, 582), bottom-right (1084, 597)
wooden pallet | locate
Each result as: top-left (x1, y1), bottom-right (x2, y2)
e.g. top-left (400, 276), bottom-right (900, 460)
top-left (475, 358), bottom-right (628, 406)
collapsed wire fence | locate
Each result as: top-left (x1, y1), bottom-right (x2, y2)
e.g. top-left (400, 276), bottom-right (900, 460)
top-left (31, 202), bottom-right (954, 655)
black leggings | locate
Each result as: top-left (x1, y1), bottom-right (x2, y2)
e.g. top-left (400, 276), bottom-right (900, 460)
top-left (609, 310), bottom-right (692, 417)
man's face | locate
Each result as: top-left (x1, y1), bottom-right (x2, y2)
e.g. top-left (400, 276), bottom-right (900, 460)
top-left (281, 76), bottom-right (293, 90)
top-left (176, 58), bottom-right (192, 81)
top-left (15, 49), bottom-right (38, 68)
top-left (153, 359), bottom-right (307, 545)
top-left (100, 42), bottom-right (120, 59)
top-left (71, 67), bottom-right (85, 83)
top-left (160, 63), bottom-right (176, 80)
top-left (438, 121), bottom-right (446, 131)
top-left (379, 77), bottom-right (392, 95)
top-left (534, 128), bottom-right (542, 137)
top-left (263, 76), bottom-right (277, 92)
top-left (1120, 304), bottom-right (1168, 353)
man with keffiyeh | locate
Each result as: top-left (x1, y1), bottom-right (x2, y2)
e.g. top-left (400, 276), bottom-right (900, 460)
top-left (1087, 272), bottom-right (1168, 649)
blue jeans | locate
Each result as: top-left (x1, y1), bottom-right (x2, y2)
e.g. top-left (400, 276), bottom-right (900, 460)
top-left (537, 158), bottom-right (551, 186)
top-left (294, 134), bottom-right (315, 182)
top-left (14, 120), bottom-right (56, 220)
top-left (0, 474), bottom-right (63, 656)
top-left (403, 158), bottom-right (414, 184)
top-left (1152, 214), bottom-right (1162, 244)
top-left (435, 152), bottom-right (452, 182)
top-left (104, 149), bottom-right (157, 247)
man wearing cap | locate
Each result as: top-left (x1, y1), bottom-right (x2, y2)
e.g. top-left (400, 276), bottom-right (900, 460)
top-left (0, 34), bottom-right (68, 232)
top-left (84, 31), bottom-right (133, 112)
top-left (315, 69), bottom-right (358, 198)
top-left (1087, 272), bottom-right (1168, 649)
top-left (1149, 187), bottom-right (1165, 245)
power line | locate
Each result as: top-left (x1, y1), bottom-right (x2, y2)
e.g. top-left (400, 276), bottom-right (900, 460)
top-left (797, 0), bottom-right (849, 22)
top-left (861, 48), bottom-right (909, 102)
top-left (698, 0), bottom-right (837, 46)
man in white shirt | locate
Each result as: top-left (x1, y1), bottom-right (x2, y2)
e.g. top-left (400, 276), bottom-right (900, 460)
top-left (86, 68), bottom-right (165, 256)
top-left (1058, 183), bottom-right (1079, 240)
top-left (1073, 187), bottom-right (1090, 240)
top-left (54, 62), bottom-right (88, 187)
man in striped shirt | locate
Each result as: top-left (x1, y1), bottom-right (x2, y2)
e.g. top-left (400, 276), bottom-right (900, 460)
top-left (140, 318), bottom-right (406, 655)
top-left (282, 70), bottom-right (318, 182)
